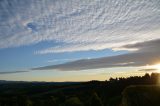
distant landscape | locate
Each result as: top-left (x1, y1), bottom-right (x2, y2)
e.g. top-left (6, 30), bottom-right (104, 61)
top-left (0, 73), bottom-right (160, 106)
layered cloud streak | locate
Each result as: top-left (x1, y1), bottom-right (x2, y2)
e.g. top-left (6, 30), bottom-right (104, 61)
top-left (33, 39), bottom-right (160, 71)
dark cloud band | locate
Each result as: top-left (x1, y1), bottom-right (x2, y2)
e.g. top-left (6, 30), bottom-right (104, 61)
top-left (0, 71), bottom-right (28, 74)
top-left (33, 39), bottom-right (160, 71)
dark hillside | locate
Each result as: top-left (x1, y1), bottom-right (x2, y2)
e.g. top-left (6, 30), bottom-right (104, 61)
top-left (0, 73), bottom-right (160, 106)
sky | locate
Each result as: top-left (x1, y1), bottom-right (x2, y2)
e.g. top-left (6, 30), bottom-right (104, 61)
top-left (0, 0), bottom-right (160, 81)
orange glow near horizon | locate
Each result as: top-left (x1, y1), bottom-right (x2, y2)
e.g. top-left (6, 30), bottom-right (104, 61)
top-left (151, 64), bottom-right (160, 72)
top-left (138, 63), bottom-right (160, 76)
top-left (152, 64), bottom-right (160, 84)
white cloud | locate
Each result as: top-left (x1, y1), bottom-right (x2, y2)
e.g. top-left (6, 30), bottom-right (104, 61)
top-left (0, 0), bottom-right (160, 53)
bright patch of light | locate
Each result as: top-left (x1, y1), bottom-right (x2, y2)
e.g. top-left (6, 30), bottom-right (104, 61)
top-left (152, 64), bottom-right (160, 71)
top-left (144, 63), bottom-right (160, 72)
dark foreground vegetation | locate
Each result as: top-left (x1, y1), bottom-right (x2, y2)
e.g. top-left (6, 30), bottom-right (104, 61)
top-left (123, 85), bottom-right (160, 106)
top-left (0, 73), bottom-right (160, 106)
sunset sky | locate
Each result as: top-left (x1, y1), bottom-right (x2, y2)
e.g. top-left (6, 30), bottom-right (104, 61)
top-left (0, 0), bottom-right (160, 81)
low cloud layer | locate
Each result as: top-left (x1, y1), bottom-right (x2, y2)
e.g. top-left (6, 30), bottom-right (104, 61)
top-left (0, 0), bottom-right (160, 53)
top-left (0, 71), bottom-right (28, 74)
top-left (138, 69), bottom-right (157, 72)
top-left (33, 39), bottom-right (160, 71)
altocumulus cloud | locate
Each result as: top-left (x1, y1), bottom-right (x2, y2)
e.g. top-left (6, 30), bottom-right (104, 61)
top-left (33, 39), bottom-right (160, 71)
top-left (0, 0), bottom-right (160, 53)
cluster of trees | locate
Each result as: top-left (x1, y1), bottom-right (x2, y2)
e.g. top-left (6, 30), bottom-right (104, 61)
top-left (0, 73), bottom-right (160, 106)
top-left (122, 85), bottom-right (160, 106)
top-left (0, 92), bottom-right (103, 106)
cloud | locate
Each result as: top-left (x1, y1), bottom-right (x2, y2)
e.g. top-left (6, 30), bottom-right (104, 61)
top-left (0, 0), bottom-right (160, 53)
top-left (33, 39), bottom-right (160, 71)
top-left (0, 71), bottom-right (28, 74)
top-left (138, 69), bottom-right (157, 72)
top-left (47, 58), bottom-right (86, 63)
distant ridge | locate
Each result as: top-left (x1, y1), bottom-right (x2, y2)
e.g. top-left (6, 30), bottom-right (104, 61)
top-left (0, 80), bottom-right (81, 85)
